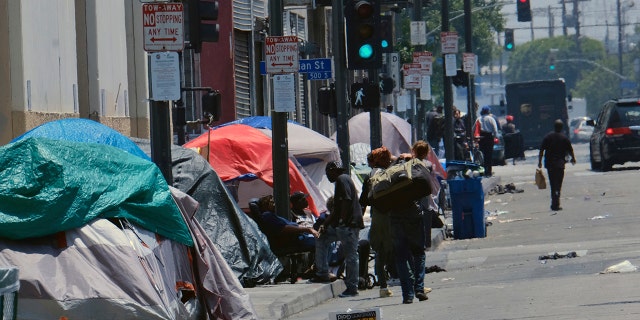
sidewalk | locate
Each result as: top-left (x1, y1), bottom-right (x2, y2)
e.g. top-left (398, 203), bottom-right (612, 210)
top-left (245, 176), bottom-right (500, 320)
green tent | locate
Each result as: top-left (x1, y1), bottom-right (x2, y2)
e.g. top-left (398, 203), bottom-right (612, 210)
top-left (0, 137), bottom-right (193, 246)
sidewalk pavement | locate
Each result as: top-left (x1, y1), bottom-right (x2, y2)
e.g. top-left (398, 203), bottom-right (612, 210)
top-left (244, 175), bottom-right (500, 320)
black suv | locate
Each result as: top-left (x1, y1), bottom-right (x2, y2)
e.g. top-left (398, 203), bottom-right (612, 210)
top-left (588, 98), bottom-right (640, 171)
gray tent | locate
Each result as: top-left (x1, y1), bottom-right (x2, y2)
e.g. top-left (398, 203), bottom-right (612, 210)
top-left (134, 139), bottom-right (282, 286)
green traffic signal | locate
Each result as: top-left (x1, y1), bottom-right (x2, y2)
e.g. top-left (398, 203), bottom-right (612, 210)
top-left (506, 43), bottom-right (513, 50)
top-left (359, 44), bottom-right (374, 59)
top-left (549, 64), bottom-right (556, 70)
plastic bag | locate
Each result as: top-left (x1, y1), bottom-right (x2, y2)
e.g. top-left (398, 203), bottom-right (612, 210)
top-left (535, 168), bottom-right (547, 189)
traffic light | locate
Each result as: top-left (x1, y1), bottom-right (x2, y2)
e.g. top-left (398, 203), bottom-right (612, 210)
top-left (318, 85), bottom-right (337, 117)
top-left (379, 76), bottom-right (394, 94)
top-left (452, 69), bottom-right (469, 87)
top-left (350, 81), bottom-right (380, 110)
top-left (344, 0), bottom-right (382, 70)
top-left (504, 29), bottom-right (514, 51)
top-left (379, 16), bottom-right (393, 53)
top-left (188, 0), bottom-right (220, 52)
top-left (202, 90), bottom-right (221, 121)
top-left (517, 0), bottom-right (532, 22)
top-left (548, 57), bottom-right (556, 70)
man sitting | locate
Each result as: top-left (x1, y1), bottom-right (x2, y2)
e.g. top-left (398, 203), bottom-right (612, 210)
top-left (256, 194), bottom-right (318, 255)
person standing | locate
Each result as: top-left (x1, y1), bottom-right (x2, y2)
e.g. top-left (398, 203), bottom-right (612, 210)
top-left (538, 119), bottom-right (576, 211)
top-left (425, 105), bottom-right (444, 156)
top-left (359, 147), bottom-right (395, 298)
top-left (312, 161), bottom-right (364, 298)
top-left (452, 107), bottom-right (467, 161)
top-left (474, 106), bottom-right (499, 176)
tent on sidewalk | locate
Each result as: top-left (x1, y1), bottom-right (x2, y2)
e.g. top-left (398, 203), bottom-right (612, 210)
top-left (184, 124), bottom-right (323, 216)
top-left (0, 137), bottom-right (257, 319)
top-left (134, 138), bottom-right (283, 286)
top-left (215, 116), bottom-right (341, 202)
top-left (334, 111), bottom-right (414, 156)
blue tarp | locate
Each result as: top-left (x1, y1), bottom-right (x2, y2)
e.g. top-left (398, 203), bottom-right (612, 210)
top-left (12, 118), bottom-right (151, 161)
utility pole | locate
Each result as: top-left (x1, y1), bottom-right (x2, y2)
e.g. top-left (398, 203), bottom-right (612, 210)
top-left (573, 0), bottom-right (581, 52)
top-left (413, 0), bottom-right (424, 142)
top-left (561, 0), bottom-right (568, 36)
top-left (333, 0), bottom-right (351, 172)
top-left (269, 0), bottom-right (291, 219)
top-left (548, 5), bottom-right (554, 38)
top-left (463, 0), bottom-right (475, 141)
top-left (441, 0), bottom-right (453, 161)
top-left (617, 0), bottom-right (623, 97)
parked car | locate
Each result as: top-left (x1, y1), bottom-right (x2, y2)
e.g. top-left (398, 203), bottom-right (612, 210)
top-left (492, 131), bottom-right (506, 166)
top-left (588, 98), bottom-right (640, 171)
top-left (569, 117), bottom-right (593, 142)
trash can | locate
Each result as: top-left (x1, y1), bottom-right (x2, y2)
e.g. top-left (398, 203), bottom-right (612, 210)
top-left (448, 177), bottom-right (485, 239)
top-left (0, 267), bottom-right (19, 320)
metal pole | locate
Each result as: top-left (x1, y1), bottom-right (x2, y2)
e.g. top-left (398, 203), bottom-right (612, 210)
top-left (148, 54), bottom-right (173, 184)
top-left (269, 0), bottom-right (291, 219)
top-left (441, 0), bottom-right (454, 162)
top-left (333, 0), bottom-right (351, 173)
top-left (369, 72), bottom-right (382, 150)
top-left (413, 0), bottom-right (424, 142)
top-left (617, 0), bottom-right (623, 96)
top-left (463, 0), bottom-right (474, 142)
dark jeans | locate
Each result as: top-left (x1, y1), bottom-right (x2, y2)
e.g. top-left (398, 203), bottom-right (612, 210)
top-left (389, 210), bottom-right (426, 300)
top-left (547, 167), bottom-right (565, 209)
top-left (479, 132), bottom-right (494, 176)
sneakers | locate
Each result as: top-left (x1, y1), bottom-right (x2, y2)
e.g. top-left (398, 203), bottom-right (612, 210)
top-left (307, 276), bottom-right (331, 284)
top-left (379, 288), bottom-right (393, 298)
top-left (338, 289), bottom-right (359, 298)
top-left (424, 287), bottom-right (432, 294)
top-left (416, 292), bottom-right (429, 301)
top-left (402, 298), bottom-right (413, 304)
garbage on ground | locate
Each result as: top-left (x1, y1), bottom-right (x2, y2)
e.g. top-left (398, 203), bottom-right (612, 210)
top-left (589, 214), bottom-right (610, 220)
top-left (425, 265), bottom-right (446, 274)
top-left (488, 183), bottom-right (524, 195)
top-left (441, 277), bottom-right (455, 282)
top-left (600, 260), bottom-right (638, 274)
top-left (539, 251), bottom-right (578, 260)
top-left (498, 217), bottom-right (533, 223)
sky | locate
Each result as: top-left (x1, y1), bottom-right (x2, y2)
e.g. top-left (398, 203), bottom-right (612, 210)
top-left (500, 0), bottom-right (639, 46)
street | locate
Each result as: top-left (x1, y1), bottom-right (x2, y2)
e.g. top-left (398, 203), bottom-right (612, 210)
top-left (287, 142), bottom-right (640, 319)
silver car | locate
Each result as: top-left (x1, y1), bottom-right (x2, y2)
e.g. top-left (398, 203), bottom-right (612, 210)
top-left (569, 117), bottom-right (593, 142)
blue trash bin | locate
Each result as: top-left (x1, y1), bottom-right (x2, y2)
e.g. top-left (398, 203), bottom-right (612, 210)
top-left (448, 177), bottom-right (485, 239)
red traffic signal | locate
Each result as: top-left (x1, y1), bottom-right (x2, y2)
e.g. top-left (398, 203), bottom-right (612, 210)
top-left (517, 0), bottom-right (531, 22)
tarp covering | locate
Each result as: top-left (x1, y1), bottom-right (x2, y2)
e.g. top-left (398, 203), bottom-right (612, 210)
top-left (333, 111), bottom-right (413, 156)
top-left (0, 137), bottom-right (193, 246)
top-left (12, 118), bottom-right (151, 161)
top-left (134, 139), bottom-right (283, 285)
top-left (184, 124), bottom-right (321, 216)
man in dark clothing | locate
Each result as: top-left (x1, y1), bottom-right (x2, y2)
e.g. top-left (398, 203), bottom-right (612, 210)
top-left (256, 195), bottom-right (318, 254)
top-left (538, 119), bottom-right (576, 211)
top-left (475, 105), bottom-right (499, 176)
top-left (425, 105), bottom-right (444, 155)
top-left (312, 161), bottom-right (364, 298)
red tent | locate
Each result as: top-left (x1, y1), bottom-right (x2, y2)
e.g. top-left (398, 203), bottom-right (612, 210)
top-left (184, 124), bottom-right (320, 216)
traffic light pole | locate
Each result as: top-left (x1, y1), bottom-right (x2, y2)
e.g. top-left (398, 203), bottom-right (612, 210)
top-left (334, 0), bottom-right (351, 173)
top-left (441, 0), bottom-right (454, 162)
top-left (412, 0), bottom-right (424, 143)
top-left (369, 71), bottom-right (382, 150)
top-left (463, 0), bottom-right (476, 141)
top-left (268, 0), bottom-right (291, 219)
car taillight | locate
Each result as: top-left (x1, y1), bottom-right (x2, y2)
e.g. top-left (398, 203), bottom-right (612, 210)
top-left (574, 129), bottom-right (580, 134)
top-left (605, 127), bottom-right (632, 136)
top-left (493, 137), bottom-right (500, 144)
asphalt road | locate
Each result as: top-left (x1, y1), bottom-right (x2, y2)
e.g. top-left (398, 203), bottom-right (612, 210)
top-left (287, 142), bottom-right (640, 319)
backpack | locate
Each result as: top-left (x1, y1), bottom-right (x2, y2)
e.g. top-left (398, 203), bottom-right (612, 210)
top-left (368, 158), bottom-right (433, 212)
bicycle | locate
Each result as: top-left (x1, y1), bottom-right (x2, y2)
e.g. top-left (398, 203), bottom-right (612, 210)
top-left (454, 134), bottom-right (484, 166)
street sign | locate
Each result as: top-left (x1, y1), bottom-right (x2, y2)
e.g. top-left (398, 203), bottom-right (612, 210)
top-left (260, 58), bottom-right (332, 79)
top-left (265, 36), bottom-right (300, 74)
top-left (440, 31), bottom-right (459, 54)
top-left (149, 52), bottom-right (181, 101)
top-left (412, 51), bottom-right (433, 76)
top-left (403, 63), bottom-right (422, 89)
top-left (143, 3), bottom-right (184, 52)
top-left (463, 52), bottom-right (476, 74)
top-left (410, 21), bottom-right (426, 45)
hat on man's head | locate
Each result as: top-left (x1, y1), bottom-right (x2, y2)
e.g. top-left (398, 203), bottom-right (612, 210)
top-left (506, 115), bottom-right (514, 122)
top-left (290, 191), bottom-right (308, 203)
top-left (481, 105), bottom-right (491, 114)
top-left (325, 161), bottom-right (345, 172)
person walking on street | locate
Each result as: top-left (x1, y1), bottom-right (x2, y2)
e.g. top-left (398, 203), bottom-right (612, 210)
top-left (474, 106), bottom-right (499, 176)
top-left (312, 161), bottom-right (364, 298)
top-left (359, 147), bottom-right (395, 298)
top-left (538, 119), bottom-right (576, 211)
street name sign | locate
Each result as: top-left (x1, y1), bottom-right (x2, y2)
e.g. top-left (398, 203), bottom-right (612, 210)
top-left (143, 3), bottom-right (184, 52)
top-left (260, 58), bottom-right (331, 79)
top-left (265, 36), bottom-right (300, 74)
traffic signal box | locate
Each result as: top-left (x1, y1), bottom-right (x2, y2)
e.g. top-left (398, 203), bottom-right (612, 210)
top-left (318, 85), bottom-right (337, 117)
top-left (517, 0), bottom-right (532, 22)
top-left (504, 28), bottom-right (514, 51)
top-left (344, 0), bottom-right (382, 70)
top-left (379, 16), bottom-right (393, 53)
top-left (350, 82), bottom-right (380, 110)
top-left (188, 0), bottom-right (220, 52)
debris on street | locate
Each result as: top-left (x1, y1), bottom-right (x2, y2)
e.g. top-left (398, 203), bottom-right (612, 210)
top-left (601, 260), bottom-right (638, 274)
